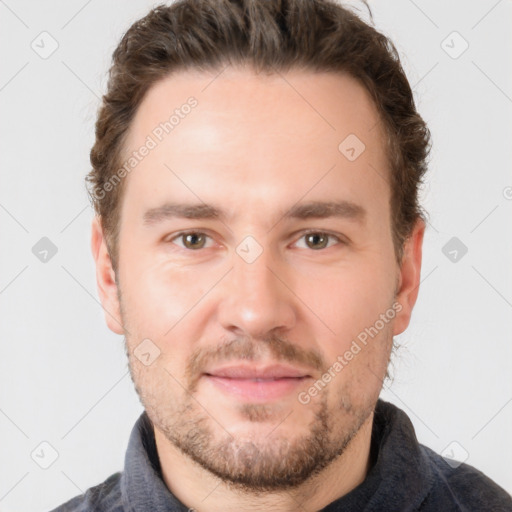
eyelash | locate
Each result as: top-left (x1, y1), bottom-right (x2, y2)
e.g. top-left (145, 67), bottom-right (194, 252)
top-left (167, 229), bottom-right (346, 251)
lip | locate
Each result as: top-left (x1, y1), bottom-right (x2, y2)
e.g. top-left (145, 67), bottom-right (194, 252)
top-left (203, 363), bottom-right (313, 401)
top-left (205, 363), bottom-right (311, 380)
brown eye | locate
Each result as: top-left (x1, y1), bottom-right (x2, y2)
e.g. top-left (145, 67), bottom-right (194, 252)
top-left (294, 231), bottom-right (343, 250)
top-left (169, 232), bottom-right (212, 250)
top-left (304, 233), bottom-right (329, 250)
top-left (182, 233), bottom-right (207, 249)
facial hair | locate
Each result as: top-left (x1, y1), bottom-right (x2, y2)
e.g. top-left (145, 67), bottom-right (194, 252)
top-left (124, 331), bottom-right (382, 492)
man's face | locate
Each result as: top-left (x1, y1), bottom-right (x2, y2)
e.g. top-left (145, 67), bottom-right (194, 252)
top-left (93, 67), bottom-right (423, 490)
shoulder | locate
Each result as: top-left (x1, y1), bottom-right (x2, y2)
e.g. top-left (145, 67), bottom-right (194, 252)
top-left (49, 471), bottom-right (123, 512)
top-left (419, 444), bottom-right (512, 511)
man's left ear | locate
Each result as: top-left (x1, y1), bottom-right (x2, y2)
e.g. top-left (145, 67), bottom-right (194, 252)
top-left (393, 218), bottom-right (425, 336)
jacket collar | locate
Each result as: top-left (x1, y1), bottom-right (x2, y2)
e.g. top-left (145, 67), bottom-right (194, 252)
top-left (120, 399), bottom-right (435, 511)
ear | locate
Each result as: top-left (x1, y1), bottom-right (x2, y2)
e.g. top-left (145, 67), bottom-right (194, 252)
top-left (393, 218), bottom-right (425, 336)
top-left (91, 216), bottom-right (124, 335)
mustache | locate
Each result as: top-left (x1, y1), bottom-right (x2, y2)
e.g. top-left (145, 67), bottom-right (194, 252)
top-left (185, 334), bottom-right (327, 391)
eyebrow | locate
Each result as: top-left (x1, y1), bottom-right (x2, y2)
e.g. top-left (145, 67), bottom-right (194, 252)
top-left (142, 199), bottom-right (366, 226)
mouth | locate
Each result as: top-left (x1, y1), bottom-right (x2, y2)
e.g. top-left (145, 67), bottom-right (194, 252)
top-left (203, 363), bottom-right (313, 401)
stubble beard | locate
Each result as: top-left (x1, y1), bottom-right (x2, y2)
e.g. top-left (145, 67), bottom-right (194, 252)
top-left (128, 352), bottom-right (376, 492)
top-left (119, 291), bottom-right (388, 492)
top-left (158, 396), bottom-right (373, 492)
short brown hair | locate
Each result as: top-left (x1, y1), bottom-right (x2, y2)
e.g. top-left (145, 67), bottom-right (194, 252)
top-left (88, 0), bottom-right (431, 271)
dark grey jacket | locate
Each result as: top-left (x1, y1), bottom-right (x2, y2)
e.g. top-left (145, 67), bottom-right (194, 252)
top-left (50, 399), bottom-right (512, 511)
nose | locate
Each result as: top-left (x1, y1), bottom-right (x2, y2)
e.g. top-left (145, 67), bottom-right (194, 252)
top-left (216, 246), bottom-right (297, 339)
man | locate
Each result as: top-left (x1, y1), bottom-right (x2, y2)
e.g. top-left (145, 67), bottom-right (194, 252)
top-left (51, 0), bottom-right (512, 510)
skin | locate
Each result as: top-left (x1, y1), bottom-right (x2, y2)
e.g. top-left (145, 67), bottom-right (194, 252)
top-left (91, 66), bottom-right (424, 512)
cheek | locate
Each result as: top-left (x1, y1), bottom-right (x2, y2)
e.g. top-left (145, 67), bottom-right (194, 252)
top-left (119, 259), bottom-right (218, 376)
top-left (299, 259), bottom-right (396, 358)
top-left (120, 258), bottom-right (212, 332)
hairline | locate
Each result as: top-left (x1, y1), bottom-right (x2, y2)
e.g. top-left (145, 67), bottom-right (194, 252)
top-left (102, 63), bottom-right (410, 270)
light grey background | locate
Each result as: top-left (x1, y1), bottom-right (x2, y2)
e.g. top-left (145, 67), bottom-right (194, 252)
top-left (1, 0), bottom-right (511, 510)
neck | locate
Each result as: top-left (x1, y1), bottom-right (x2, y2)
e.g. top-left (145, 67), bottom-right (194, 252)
top-left (154, 411), bottom-right (374, 512)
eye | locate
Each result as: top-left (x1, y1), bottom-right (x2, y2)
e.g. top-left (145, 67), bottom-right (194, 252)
top-left (167, 230), bottom-right (345, 252)
top-left (294, 231), bottom-right (344, 250)
top-left (169, 231), bottom-right (214, 250)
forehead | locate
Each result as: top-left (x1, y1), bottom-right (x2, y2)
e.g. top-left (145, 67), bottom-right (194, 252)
top-left (120, 67), bottom-right (390, 227)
